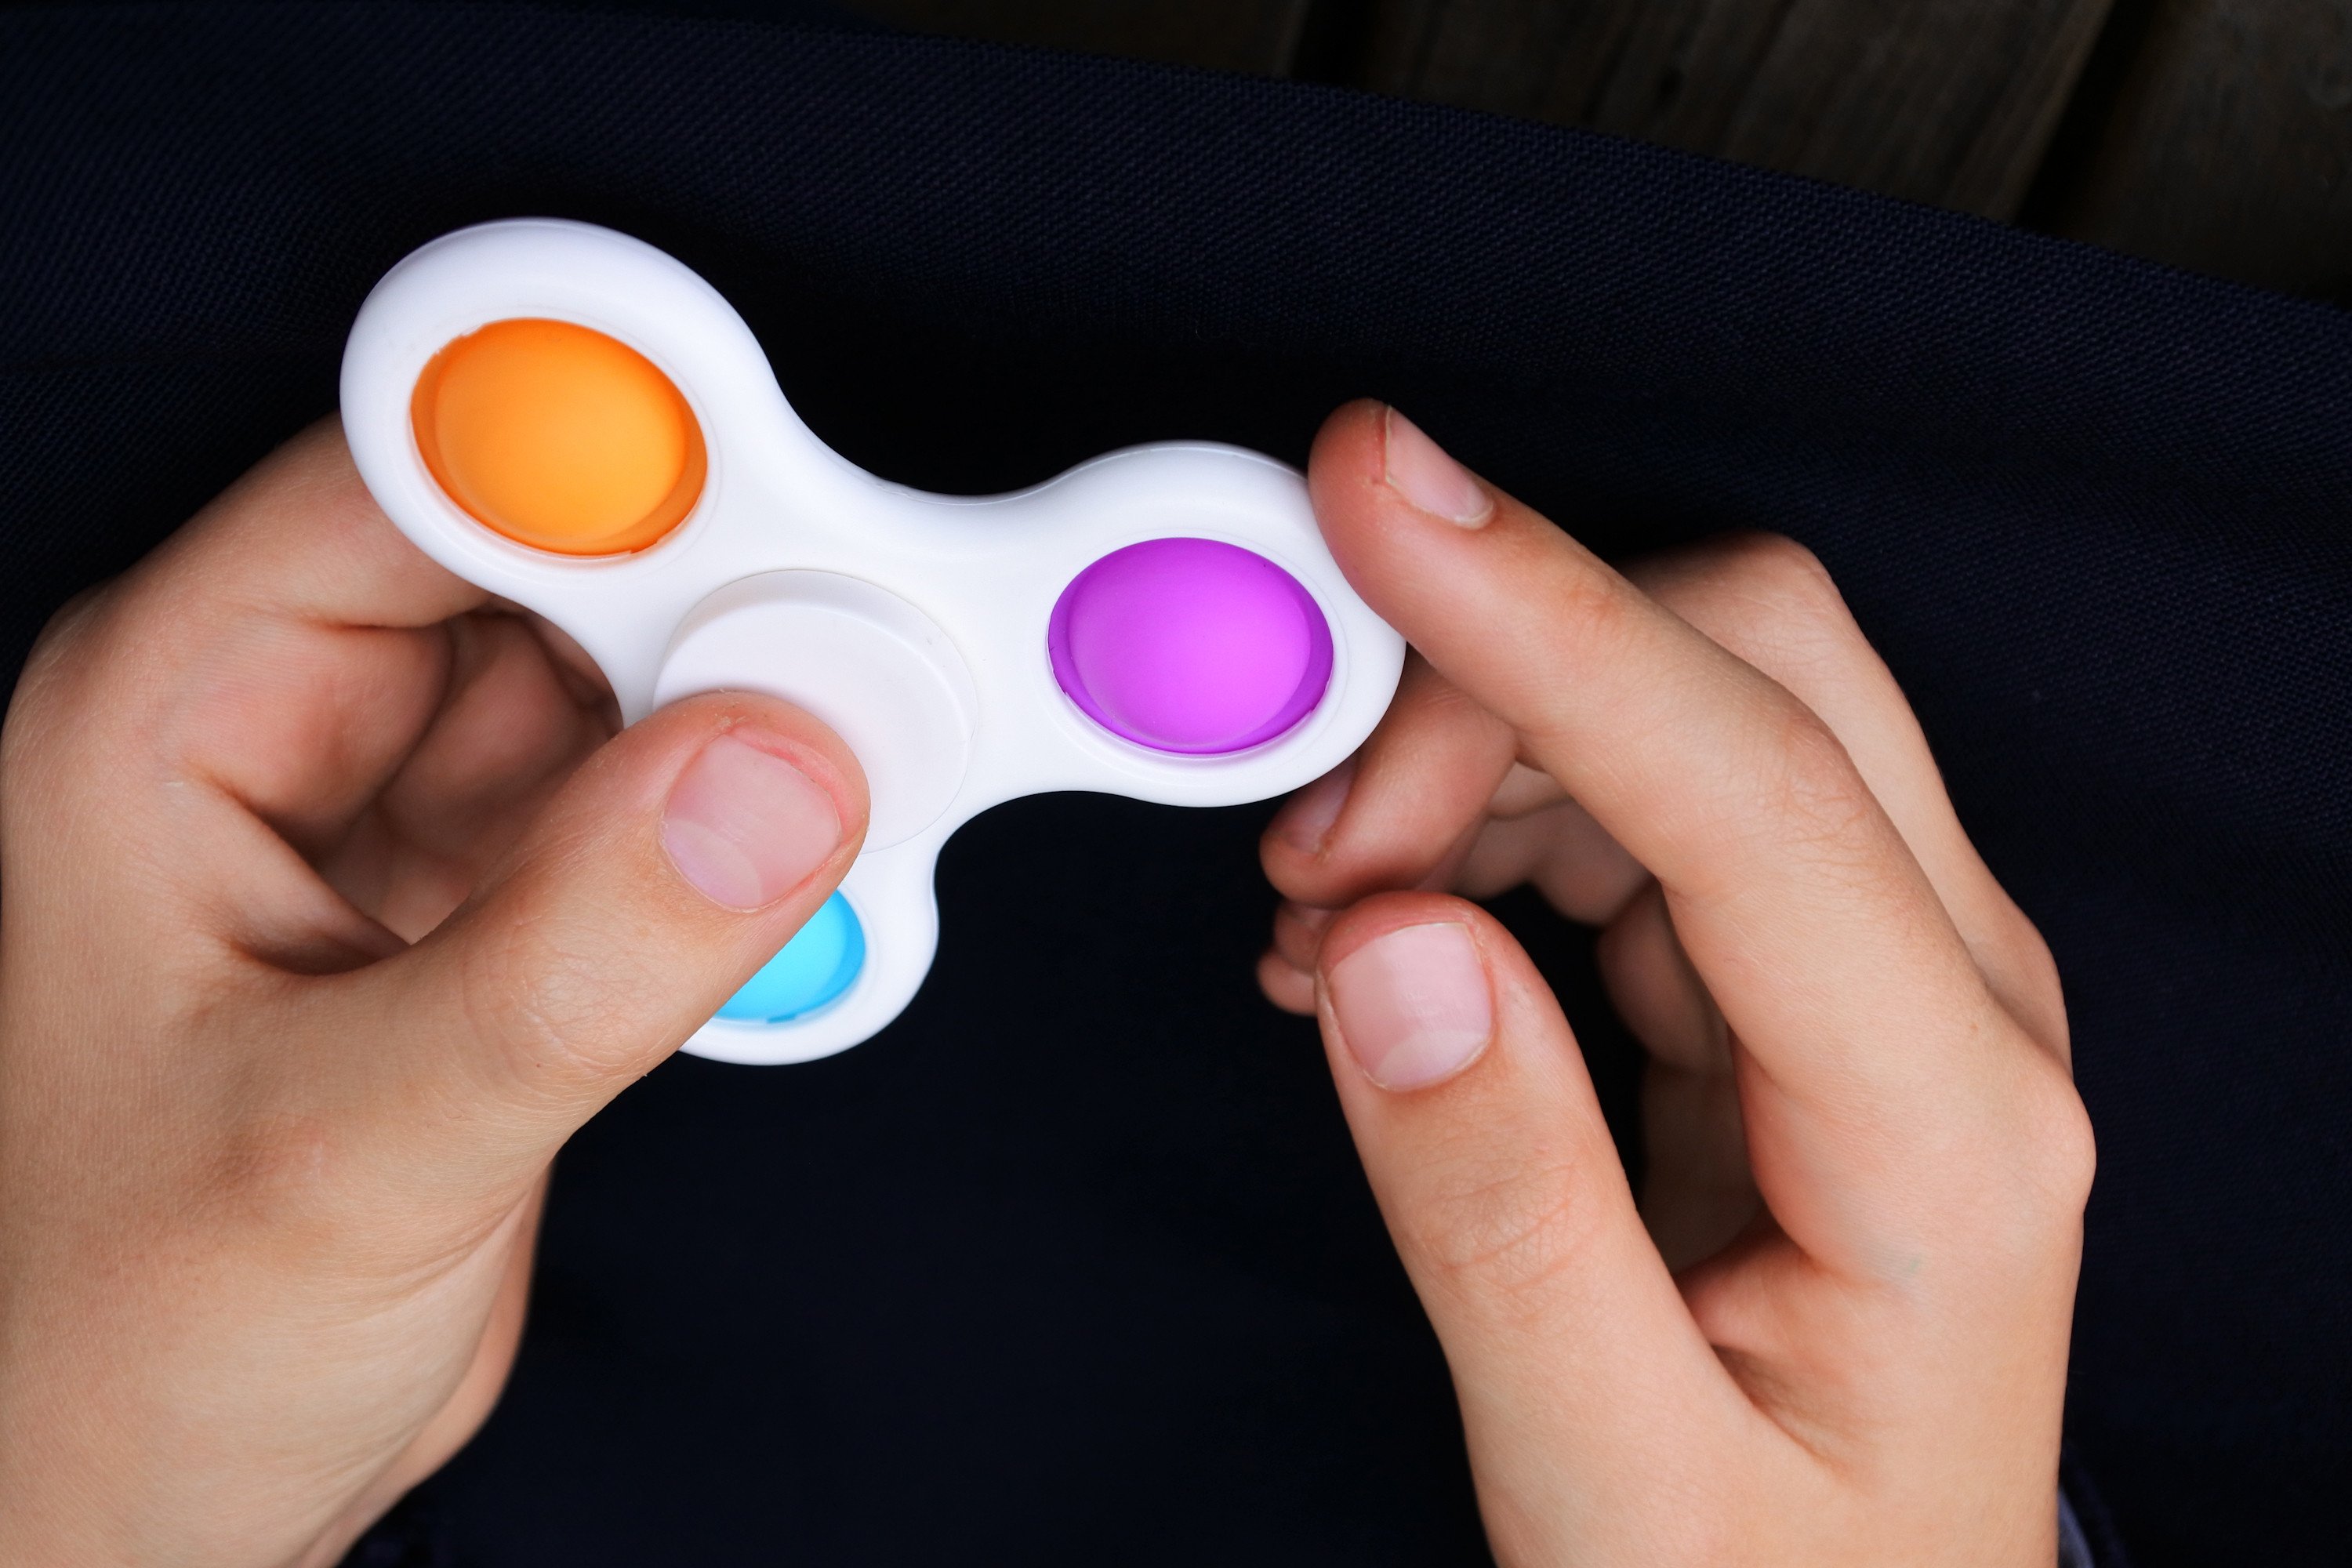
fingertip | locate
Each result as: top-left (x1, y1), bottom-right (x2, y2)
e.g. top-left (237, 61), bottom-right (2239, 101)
top-left (660, 732), bottom-right (847, 911)
top-left (1271, 899), bottom-right (1333, 973)
top-left (1265, 757), bottom-right (1358, 862)
top-left (1310, 400), bottom-right (1498, 535)
top-left (1261, 657), bottom-right (1518, 909)
top-left (1317, 892), bottom-right (1499, 1092)
top-left (1308, 397), bottom-right (1390, 489)
top-left (1301, 895), bottom-right (1705, 1458)
top-left (1379, 406), bottom-right (1494, 528)
top-left (1256, 949), bottom-right (1319, 1015)
top-left (636, 690), bottom-right (871, 858)
top-left (346, 688), bottom-right (877, 1178)
top-left (165, 416), bottom-right (486, 632)
top-left (1305, 401), bottom-right (1399, 572)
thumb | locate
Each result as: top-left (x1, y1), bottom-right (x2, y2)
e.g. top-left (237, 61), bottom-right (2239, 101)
top-left (327, 691), bottom-right (868, 1198)
top-left (1312, 893), bottom-right (1733, 1556)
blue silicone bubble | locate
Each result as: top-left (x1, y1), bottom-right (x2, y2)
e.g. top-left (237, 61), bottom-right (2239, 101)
top-left (716, 892), bottom-right (866, 1024)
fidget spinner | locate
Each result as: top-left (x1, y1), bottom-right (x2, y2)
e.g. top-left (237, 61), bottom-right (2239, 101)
top-left (341, 220), bottom-right (1405, 1063)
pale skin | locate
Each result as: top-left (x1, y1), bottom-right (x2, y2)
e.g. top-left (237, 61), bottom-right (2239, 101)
top-left (0, 406), bottom-right (2089, 1565)
top-left (1261, 402), bottom-right (2090, 1566)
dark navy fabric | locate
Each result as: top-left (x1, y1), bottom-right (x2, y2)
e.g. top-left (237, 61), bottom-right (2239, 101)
top-left (3, 7), bottom-right (2347, 1564)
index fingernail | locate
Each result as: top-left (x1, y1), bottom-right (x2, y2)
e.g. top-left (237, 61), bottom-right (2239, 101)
top-left (1383, 407), bottom-right (1494, 528)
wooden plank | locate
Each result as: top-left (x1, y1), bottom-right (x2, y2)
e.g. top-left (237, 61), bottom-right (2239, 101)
top-left (2031, 0), bottom-right (2352, 303)
top-left (1347, 0), bottom-right (2115, 218)
top-left (840, 0), bottom-right (1315, 76)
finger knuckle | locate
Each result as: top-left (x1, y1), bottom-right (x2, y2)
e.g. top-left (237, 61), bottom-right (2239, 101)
top-left (1727, 532), bottom-right (1839, 608)
top-left (1675, 534), bottom-right (1878, 691)
top-left (2014, 1065), bottom-right (2098, 1219)
top-left (1990, 908), bottom-right (2073, 1060)
top-left (457, 913), bottom-right (658, 1090)
top-left (2, 591), bottom-right (108, 761)
top-left (1688, 532), bottom-right (1848, 629)
top-left (1515, 568), bottom-right (1643, 751)
top-left (1519, 552), bottom-right (1639, 678)
top-left (1748, 698), bottom-right (1880, 859)
top-left (1401, 1145), bottom-right (1609, 1314)
top-left (211, 1111), bottom-right (333, 1204)
top-left (1944, 1040), bottom-right (2097, 1271)
top-left (204, 1109), bottom-right (374, 1260)
top-left (1555, 563), bottom-right (1642, 657)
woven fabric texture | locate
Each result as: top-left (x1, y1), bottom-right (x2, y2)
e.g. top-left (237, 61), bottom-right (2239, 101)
top-left (4, 8), bottom-right (2347, 1564)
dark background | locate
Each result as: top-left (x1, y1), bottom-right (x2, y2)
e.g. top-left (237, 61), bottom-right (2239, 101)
top-left (2, 5), bottom-right (2347, 1565)
top-left (837, 0), bottom-right (2352, 307)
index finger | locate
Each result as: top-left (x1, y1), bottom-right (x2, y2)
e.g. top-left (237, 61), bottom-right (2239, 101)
top-left (129, 416), bottom-right (487, 632)
top-left (12, 420), bottom-right (499, 953)
top-left (1308, 402), bottom-right (2060, 1275)
top-left (31, 419), bottom-right (492, 803)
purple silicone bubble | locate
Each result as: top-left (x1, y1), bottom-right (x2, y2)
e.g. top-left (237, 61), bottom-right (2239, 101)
top-left (1048, 537), bottom-right (1334, 756)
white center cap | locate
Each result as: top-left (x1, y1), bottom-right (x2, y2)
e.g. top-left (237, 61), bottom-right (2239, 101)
top-left (653, 572), bottom-right (977, 848)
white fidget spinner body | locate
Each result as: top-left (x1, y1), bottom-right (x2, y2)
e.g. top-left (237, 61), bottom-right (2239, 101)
top-left (340, 220), bottom-right (1405, 1063)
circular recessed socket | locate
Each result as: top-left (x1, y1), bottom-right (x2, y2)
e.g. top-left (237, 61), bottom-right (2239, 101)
top-left (412, 318), bottom-right (706, 555)
top-left (1048, 538), bottom-right (1334, 755)
top-left (653, 573), bottom-right (978, 850)
top-left (716, 892), bottom-right (866, 1025)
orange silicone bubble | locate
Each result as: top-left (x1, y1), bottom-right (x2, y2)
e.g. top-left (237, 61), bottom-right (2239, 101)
top-left (412, 318), bottom-right (706, 555)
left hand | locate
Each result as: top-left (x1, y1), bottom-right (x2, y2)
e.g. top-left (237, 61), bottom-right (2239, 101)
top-left (0, 421), bottom-right (867, 1566)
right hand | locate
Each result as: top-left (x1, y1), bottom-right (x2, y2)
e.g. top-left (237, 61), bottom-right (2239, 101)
top-left (1259, 403), bottom-right (2091, 1565)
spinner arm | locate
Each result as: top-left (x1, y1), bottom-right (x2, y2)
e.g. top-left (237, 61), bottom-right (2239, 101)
top-left (342, 220), bottom-right (1403, 1063)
